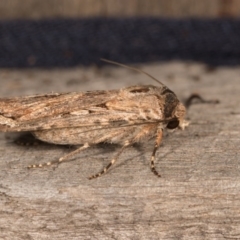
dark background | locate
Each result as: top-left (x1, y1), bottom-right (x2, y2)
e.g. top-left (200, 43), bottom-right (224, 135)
top-left (1, 0), bottom-right (240, 67)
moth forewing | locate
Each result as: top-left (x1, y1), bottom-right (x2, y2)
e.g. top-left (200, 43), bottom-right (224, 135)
top-left (0, 64), bottom-right (187, 179)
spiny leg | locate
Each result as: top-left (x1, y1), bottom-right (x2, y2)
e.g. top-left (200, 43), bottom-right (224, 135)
top-left (88, 141), bottom-right (131, 180)
top-left (28, 130), bottom-right (120, 170)
top-left (28, 143), bottom-right (90, 169)
top-left (88, 124), bottom-right (158, 180)
top-left (185, 93), bottom-right (219, 109)
top-left (150, 129), bottom-right (163, 177)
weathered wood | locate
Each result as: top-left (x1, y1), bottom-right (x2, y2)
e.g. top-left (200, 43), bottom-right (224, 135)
top-left (0, 0), bottom-right (240, 19)
top-left (0, 62), bottom-right (240, 239)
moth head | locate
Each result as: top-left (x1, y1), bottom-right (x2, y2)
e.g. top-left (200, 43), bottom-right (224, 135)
top-left (166, 102), bottom-right (188, 130)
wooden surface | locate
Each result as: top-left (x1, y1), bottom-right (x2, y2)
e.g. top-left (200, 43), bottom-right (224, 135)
top-left (0, 62), bottom-right (240, 239)
top-left (0, 0), bottom-right (239, 19)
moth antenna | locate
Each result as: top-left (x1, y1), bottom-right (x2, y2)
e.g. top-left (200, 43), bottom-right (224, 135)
top-left (101, 58), bottom-right (165, 86)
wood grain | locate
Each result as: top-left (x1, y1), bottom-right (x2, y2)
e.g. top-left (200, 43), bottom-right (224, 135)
top-left (0, 62), bottom-right (240, 239)
top-left (0, 0), bottom-right (240, 19)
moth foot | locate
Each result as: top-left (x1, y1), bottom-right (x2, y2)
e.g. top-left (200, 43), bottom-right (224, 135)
top-left (151, 167), bottom-right (161, 177)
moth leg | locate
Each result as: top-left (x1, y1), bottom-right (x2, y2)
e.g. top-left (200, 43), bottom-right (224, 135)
top-left (89, 124), bottom-right (158, 179)
top-left (150, 129), bottom-right (163, 177)
top-left (185, 93), bottom-right (219, 109)
top-left (88, 140), bottom-right (131, 180)
top-left (28, 143), bottom-right (90, 169)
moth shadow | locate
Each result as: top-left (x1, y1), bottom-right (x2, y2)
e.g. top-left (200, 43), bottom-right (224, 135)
top-left (11, 133), bottom-right (178, 173)
top-left (12, 134), bottom-right (140, 164)
top-left (11, 132), bottom-right (72, 150)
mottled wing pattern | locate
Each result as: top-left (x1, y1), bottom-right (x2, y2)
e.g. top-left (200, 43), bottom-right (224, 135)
top-left (0, 90), bottom-right (117, 131)
top-left (0, 86), bottom-right (166, 132)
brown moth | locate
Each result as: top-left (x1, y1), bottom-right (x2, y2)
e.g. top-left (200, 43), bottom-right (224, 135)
top-left (0, 60), bottom-right (188, 179)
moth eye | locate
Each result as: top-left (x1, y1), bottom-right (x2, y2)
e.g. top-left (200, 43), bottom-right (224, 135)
top-left (167, 119), bottom-right (179, 129)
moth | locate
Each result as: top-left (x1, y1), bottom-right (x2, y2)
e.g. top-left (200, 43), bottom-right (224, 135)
top-left (0, 59), bottom-right (188, 179)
